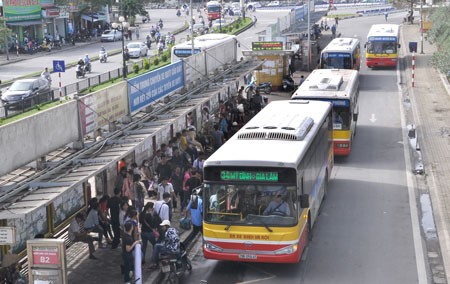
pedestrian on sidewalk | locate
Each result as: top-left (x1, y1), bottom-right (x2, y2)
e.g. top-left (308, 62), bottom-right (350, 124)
top-left (84, 200), bottom-right (105, 248)
top-left (253, 15), bottom-right (257, 27)
top-left (140, 202), bottom-right (158, 262)
top-left (136, 26), bottom-right (140, 40)
top-left (122, 222), bottom-right (141, 284)
top-left (183, 189), bottom-right (203, 245)
top-left (334, 16), bottom-right (339, 26)
top-left (384, 12), bottom-right (388, 22)
top-left (108, 187), bottom-right (122, 249)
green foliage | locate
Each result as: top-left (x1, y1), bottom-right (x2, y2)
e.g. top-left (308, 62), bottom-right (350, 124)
top-left (153, 56), bottom-right (160, 65)
top-left (0, 18), bottom-right (13, 50)
top-left (122, 0), bottom-right (147, 21)
top-left (133, 63), bottom-right (139, 74)
top-left (429, 7), bottom-right (450, 74)
top-left (143, 58), bottom-right (150, 70)
top-left (161, 53), bottom-right (168, 62)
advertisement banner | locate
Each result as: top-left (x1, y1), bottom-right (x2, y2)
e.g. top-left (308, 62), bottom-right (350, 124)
top-left (128, 61), bottom-right (184, 113)
top-left (4, 0), bottom-right (42, 22)
top-left (79, 82), bottom-right (128, 135)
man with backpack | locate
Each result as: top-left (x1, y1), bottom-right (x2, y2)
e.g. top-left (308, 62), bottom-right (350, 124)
top-left (183, 188), bottom-right (203, 244)
top-left (154, 192), bottom-right (171, 223)
top-left (157, 178), bottom-right (175, 221)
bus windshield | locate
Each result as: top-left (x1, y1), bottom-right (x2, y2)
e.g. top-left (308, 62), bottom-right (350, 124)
top-left (332, 105), bottom-right (350, 130)
top-left (321, 52), bottom-right (352, 69)
top-left (366, 40), bottom-right (397, 54)
top-left (204, 183), bottom-right (298, 227)
top-left (207, 5), bottom-right (221, 12)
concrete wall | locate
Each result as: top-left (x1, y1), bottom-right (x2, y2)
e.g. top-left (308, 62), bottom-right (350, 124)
top-left (0, 101), bottom-right (79, 177)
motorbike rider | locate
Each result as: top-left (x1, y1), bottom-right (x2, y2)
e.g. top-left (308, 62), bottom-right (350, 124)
top-left (76, 58), bottom-right (85, 75)
top-left (84, 54), bottom-right (91, 71)
top-left (41, 67), bottom-right (52, 86)
top-left (145, 35), bottom-right (151, 49)
top-left (150, 220), bottom-right (181, 269)
top-left (158, 18), bottom-right (164, 29)
top-left (99, 46), bottom-right (107, 61)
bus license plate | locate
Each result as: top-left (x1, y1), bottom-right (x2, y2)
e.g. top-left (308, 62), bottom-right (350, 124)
top-left (238, 254), bottom-right (257, 260)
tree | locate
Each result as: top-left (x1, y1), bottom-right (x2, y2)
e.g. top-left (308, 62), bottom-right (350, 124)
top-left (428, 6), bottom-right (450, 74)
top-left (0, 18), bottom-right (12, 54)
top-left (122, 0), bottom-right (148, 21)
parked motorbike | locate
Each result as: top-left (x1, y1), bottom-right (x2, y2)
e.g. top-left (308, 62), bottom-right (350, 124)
top-left (282, 75), bottom-right (297, 92)
top-left (245, 80), bottom-right (272, 94)
top-left (76, 65), bottom-right (86, 79)
top-left (99, 51), bottom-right (107, 63)
top-left (159, 242), bottom-right (192, 284)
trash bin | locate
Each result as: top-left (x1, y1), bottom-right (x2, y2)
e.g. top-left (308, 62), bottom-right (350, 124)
top-left (409, 42), bottom-right (418, 53)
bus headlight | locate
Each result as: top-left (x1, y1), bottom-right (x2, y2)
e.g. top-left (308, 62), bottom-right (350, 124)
top-left (274, 244), bottom-right (298, 255)
top-left (204, 241), bottom-right (224, 252)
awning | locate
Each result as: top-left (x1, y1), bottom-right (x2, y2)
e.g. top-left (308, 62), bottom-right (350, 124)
top-left (81, 13), bottom-right (107, 22)
top-left (7, 20), bottom-right (44, 26)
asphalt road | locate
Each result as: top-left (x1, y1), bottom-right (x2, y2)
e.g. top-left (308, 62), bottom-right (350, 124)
top-left (179, 13), bottom-right (429, 284)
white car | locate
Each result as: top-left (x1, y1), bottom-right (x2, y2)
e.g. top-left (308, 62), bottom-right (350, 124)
top-left (266, 1), bottom-right (280, 6)
top-left (126, 42), bottom-right (148, 58)
top-left (246, 2), bottom-right (262, 10)
top-left (212, 19), bottom-right (227, 29)
top-left (100, 30), bottom-right (122, 42)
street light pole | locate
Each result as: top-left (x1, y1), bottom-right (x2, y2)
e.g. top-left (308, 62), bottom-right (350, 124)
top-left (112, 17), bottom-right (128, 79)
top-left (307, 0), bottom-right (311, 71)
top-left (420, 0), bottom-right (424, 54)
top-left (190, 0), bottom-right (194, 55)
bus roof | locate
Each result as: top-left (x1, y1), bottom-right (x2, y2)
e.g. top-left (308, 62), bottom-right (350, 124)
top-left (204, 100), bottom-right (332, 169)
top-left (322, 37), bottom-right (360, 53)
top-left (367, 24), bottom-right (399, 38)
top-left (207, 1), bottom-right (221, 6)
top-left (291, 69), bottom-right (359, 101)
top-left (172, 34), bottom-right (236, 51)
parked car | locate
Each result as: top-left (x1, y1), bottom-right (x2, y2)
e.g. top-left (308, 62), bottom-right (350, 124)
top-left (126, 42), bottom-right (148, 58)
top-left (232, 8), bottom-right (243, 16)
top-left (101, 30), bottom-right (123, 42)
top-left (1, 78), bottom-right (52, 109)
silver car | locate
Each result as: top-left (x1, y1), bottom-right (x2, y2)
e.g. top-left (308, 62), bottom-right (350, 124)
top-left (101, 30), bottom-right (123, 42)
top-left (126, 42), bottom-right (148, 58)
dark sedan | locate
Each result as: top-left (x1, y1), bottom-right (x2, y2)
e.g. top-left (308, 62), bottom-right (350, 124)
top-left (1, 78), bottom-right (52, 109)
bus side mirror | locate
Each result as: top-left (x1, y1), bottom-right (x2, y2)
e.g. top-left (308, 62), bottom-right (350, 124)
top-left (398, 43), bottom-right (401, 48)
top-left (364, 43), bottom-right (367, 48)
top-left (299, 194), bottom-right (309, 208)
top-left (353, 113), bottom-right (358, 122)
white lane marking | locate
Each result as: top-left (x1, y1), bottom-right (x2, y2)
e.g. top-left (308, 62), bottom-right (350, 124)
top-left (397, 33), bottom-right (428, 284)
top-left (369, 113), bottom-right (377, 123)
top-left (235, 263), bottom-right (276, 284)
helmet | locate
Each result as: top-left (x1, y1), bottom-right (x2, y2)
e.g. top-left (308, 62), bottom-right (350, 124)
top-left (160, 220), bottom-right (171, 227)
top-left (85, 54), bottom-right (88, 57)
top-left (79, 58), bottom-right (83, 61)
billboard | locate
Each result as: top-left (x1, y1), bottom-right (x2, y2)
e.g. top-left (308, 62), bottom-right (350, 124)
top-left (79, 81), bottom-right (128, 135)
top-left (4, 0), bottom-right (42, 22)
top-left (128, 61), bottom-right (184, 113)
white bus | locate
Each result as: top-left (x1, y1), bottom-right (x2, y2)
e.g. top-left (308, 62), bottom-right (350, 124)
top-left (291, 69), bottom-right (359, 156)
top-left (171, 33), bottom-right (238, 63)
top-left (202, 100), bottom-right (333, 263)
top-left (319, 37), bottom-right (361, 70)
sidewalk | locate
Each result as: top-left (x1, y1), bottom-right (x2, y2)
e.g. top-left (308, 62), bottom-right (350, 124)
top-left (401, 24), bottom-right (450, 283)
top-left (67, 194), bottom-right (193, 284)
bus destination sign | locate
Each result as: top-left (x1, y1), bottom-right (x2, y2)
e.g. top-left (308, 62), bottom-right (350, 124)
top-left (220, 171), bottom-right (279, 182)
top-left (252, 41), bottom-right (283, 51)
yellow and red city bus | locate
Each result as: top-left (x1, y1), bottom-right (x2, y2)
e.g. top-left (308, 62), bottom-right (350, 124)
top-left (206, 1), bottom-right (222, 21)
top-left (365, 24), bottom-right (400, 68)
top-left (202, 100), bottom-right (333, 263)
top-left (291, 69), bottom-right (359, 156)
top-left (319, 37), bottom-right (361, 70)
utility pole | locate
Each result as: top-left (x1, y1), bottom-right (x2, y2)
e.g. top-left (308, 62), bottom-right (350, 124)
top-left (420, 0), bottom-right (424, 54)
top-left (307, 0), bottom-right (311, 71)
top-left (2, 16), bottom-right (9, 61)
top-left (190, 0), bottom-right (194, 55)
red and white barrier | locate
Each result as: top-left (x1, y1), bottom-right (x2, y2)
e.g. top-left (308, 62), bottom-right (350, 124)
top-left (412, 52), bottom-right (415, 88)
top-left (59, 72), bottom-right (62, 99)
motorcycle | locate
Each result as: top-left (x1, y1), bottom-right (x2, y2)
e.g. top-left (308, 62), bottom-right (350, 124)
top-left (76, 65), bottom-right (86, 79)
top-left (159, 242), bottom-right (192, 284)
top-left (84, 62), bottom-right (92, 73)
top-left (282, 75), bottom-right (297, 92)
top-left (245, 80), bottom-right (272, 94)
top-left (159, 21), bottom-right (164, 30)
top-left (99, 51), bottom-right (107, 63)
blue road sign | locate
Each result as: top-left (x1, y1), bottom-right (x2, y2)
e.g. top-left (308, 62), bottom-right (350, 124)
top-left (53, 60), bottom-right (65, 72)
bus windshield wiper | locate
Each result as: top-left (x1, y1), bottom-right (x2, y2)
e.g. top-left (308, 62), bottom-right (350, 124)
top-left (259, 219), bottom-right (273, 233)
top-left (224, 224), bottom-right (232, 231)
